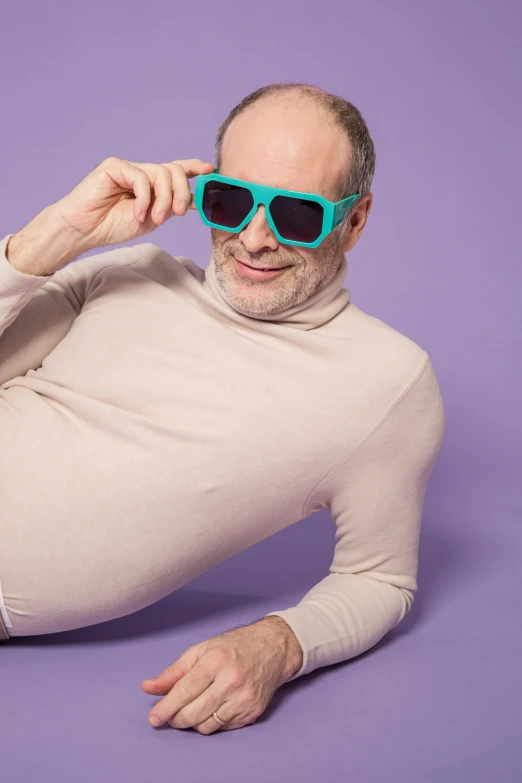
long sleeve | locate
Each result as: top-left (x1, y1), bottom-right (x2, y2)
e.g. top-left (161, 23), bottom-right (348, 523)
top-left (0, 233), bottom-right (138, 385)
top-left (0, 233), bottom-right (57, 383)
top-left (265, 354), bottom-right (445, 681)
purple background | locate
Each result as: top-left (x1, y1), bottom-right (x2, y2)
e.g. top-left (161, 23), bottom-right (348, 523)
top-left (1, 1), bottom-right (520, 780)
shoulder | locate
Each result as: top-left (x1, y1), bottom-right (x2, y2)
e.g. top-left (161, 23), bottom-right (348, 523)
top-left (341, 301), bottom-right (439, 402)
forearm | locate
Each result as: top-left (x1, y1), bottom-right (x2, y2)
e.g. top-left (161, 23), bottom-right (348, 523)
top-left (6, 203), bottom-right (87, 276)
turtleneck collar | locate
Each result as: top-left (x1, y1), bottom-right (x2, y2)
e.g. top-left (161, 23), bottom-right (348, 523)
top-left (201, 254), bottom-right (351, 331)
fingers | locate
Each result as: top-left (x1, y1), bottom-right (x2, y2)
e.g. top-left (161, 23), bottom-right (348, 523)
top-left (142, 644), bottom-right (200, 695)
top-left (169, 158), bottom-right (215, 180)
top-left (168, 685), bottom-right (232, 731)
top-left (142, 658), bottom-right (187, 694)
top-left (147, 159), bottom-right (214, 224)
top-left (102, 158), bottom-right (152, 223)
top-left (150, 164), bottom-right (175, 224)
top-left (165, 159), bottom-right (215, 211)
top-left (103, 157), bottom-right (214, 227)
top-left (148, 661), bottom-right (214, 727)
top-left (168, 163), bottom-right (193, 217)
top-left (135, 158), bottom-right (214, 224)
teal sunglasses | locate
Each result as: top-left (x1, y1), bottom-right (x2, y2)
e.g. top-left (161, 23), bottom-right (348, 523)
top-left (193, 170), bottom-right (360, 248)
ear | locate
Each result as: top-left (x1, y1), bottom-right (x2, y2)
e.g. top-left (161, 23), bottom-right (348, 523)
top-left (341, 193), bottom-right (373, 253)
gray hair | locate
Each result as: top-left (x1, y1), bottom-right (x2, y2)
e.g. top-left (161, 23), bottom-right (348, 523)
top-left (214, 81), bottom-right (376, 207)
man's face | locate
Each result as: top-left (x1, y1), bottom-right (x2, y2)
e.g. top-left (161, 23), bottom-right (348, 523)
top-left (209, 96), bottom-right (369, 318)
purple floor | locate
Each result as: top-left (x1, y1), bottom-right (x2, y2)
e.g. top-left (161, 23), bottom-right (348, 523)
top-left (2, 469), bottom-right (520, 782)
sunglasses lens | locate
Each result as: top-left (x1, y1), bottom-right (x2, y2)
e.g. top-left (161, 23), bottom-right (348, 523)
top-left (202, 181), bottom-right (254, 228)
top-left (270, 196), bottom-right (324, 243)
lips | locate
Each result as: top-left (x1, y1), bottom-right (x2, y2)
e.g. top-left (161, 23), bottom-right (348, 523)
top-left (234, 258), bottom-right (291, 280)
top-left (236, 259), bottom-right (289, 270)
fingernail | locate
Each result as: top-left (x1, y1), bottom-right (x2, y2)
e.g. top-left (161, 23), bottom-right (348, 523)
top-left (139, 211), bottom-right (146, 222)
top-left (149, 716), bottom-right (162, 727)
top-left (178, 201), bottom-right (187, 213)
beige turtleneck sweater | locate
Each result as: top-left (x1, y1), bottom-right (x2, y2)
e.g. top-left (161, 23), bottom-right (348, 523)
top-left (0, 233), bottom-right (444, 680)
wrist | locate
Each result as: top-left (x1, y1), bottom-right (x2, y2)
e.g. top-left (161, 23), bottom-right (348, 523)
top-left (7, 203), bottom-right (89, 276)
top-left (258, 615), bottom-right (303, 682)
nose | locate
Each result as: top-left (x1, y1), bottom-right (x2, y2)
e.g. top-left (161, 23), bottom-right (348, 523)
top-left (238, 204), bottom-right (279, 253)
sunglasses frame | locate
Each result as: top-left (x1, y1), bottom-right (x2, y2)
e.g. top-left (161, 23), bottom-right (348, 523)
top-left (193, 171), bottom-right (361, 248)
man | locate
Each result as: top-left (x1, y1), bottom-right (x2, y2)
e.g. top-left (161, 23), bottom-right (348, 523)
top-left (0, 82), bottom-right (445, 734)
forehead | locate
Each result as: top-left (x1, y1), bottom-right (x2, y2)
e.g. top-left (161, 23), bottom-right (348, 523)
top-left (220, 98), bottom-right (350, 198)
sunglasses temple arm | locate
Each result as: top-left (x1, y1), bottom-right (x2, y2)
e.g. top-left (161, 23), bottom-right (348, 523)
top-left (333, 196), bottom-right (358, 227)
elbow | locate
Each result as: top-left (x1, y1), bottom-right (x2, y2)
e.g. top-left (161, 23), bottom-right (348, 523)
top-left (399, 586), bottom-right (415, 617)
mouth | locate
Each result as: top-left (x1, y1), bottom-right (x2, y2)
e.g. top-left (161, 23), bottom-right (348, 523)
top-left (234, 257), bottom-right (292, 280)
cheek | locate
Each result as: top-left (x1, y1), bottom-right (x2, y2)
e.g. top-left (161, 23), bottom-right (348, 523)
top-left (211, 227), bottom-right (233, 237)
top-left (211, 228), bottom-right (235, 249)
top-left (293, 248), bottom-right (314, 266)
